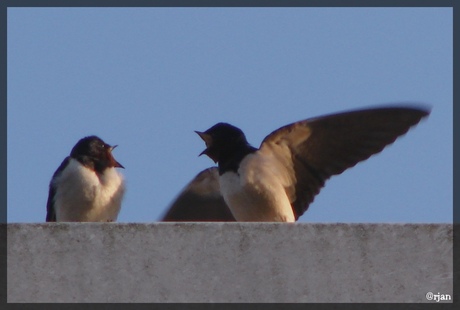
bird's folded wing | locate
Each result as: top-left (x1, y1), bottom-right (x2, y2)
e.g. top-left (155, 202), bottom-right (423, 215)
top-left (161, 167), bottom-right (236, 222)
top-left (45, 186), bottom-right (57, 222)
top-left (46, 156), bottom-right (71, 222)
top-left (260, 105), bottom-right (430, 220)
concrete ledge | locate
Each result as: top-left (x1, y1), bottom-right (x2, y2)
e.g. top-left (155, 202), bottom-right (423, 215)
top-left (7, 223), bottom-right (453, 303)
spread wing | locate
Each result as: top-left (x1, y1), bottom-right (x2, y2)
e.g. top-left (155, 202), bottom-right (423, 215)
top-left (161, 167), bottom-right (236, 222)
top-left (260, 105), bottom-right (430, 220)
top-left (46, 156), bottom-right (71, 222)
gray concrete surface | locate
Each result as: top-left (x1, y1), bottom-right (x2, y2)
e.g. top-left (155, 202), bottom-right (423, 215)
top-left (7, 223), bottom-right (453, 303)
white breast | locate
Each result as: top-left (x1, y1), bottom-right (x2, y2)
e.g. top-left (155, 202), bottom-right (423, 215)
top-left (219, 151), bottom-right (296, 222)
top-left (52, 159), bottom-right (125, 222)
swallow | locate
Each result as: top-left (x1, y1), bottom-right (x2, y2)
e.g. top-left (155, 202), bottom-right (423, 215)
top-left (161, 167), bottom-right (235, 221)
top-left (46, 135), bottom-right (125, 222)
top-left (188, 105), bottom-right (430, 222)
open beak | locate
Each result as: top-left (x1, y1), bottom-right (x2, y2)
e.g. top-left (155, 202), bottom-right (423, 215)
top-left (109, 145), bottom-right (125, 169)
top-left (198, 149), bottom-right (208, 157)
top-left (114, 160), bottom-right (124, 169)
top-left (195, 131), bottom-right (213, 157)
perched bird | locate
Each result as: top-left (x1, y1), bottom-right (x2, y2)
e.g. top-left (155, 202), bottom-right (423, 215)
top-left (161, 167), bottom-right (235, 221)
top-left (174, 105), bottom-right (428, 222)
top-left (46, 136), bottom-right (125, 222)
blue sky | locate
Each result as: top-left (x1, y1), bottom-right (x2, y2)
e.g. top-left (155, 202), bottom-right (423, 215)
top-left (7, 7), bottom-right (452, 223)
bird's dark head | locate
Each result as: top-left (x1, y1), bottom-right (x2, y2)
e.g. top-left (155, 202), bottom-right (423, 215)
top-left (70, 136), bottom-right (124, 173)
top-left (195, 123), bottom-right (249, 164)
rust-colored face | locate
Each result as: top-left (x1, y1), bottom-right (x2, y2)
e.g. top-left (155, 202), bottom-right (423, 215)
top-left (71, 136), bottom-right (124, 173)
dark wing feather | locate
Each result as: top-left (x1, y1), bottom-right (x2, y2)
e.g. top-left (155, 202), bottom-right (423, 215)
top-left (260, 105), bottom-right (430, 220)
top-left (161, 167), bottom-right (235, 222)
top-left (46, 157), bottom-right (71, 222)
